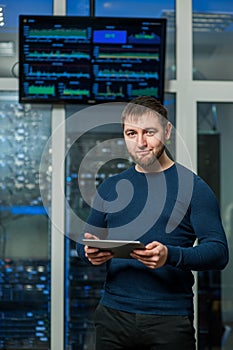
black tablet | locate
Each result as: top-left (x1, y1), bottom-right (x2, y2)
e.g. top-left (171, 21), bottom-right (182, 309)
top-left (82, 239), bottom-right (145, 259)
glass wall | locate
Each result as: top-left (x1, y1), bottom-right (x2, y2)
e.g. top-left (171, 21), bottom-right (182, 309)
top-left (193, 0), bottom-right (233, 80)
top-left (197, 102), bottom-right (233, 349)
top-left (64, 104), bottom-right (129, 349)
top-left (64, 93), bottom-right (176, 349)
top-left (0, 93), bottom-right (52, 349)
top-left (0, 1), bottom-right (232, 349)
top-left (64, 2), bottom-right (175, 347)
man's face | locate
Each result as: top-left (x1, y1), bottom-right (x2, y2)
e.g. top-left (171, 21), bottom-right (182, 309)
top-left (123, 113), bottom-right (172, 172)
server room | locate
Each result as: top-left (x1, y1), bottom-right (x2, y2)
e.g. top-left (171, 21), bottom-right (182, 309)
top-left (0, 0), bottom-right (233, 349)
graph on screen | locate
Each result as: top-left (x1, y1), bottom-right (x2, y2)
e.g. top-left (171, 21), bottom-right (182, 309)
top-left (19, 16), bottom-right (166, 104)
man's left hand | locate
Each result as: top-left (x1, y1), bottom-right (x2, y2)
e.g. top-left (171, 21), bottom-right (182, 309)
top-left (131, 241), bottom-right (168, 269)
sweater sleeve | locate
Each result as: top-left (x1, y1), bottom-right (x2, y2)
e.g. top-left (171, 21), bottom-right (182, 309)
top-left (166, 177), bottom-right (229, 271)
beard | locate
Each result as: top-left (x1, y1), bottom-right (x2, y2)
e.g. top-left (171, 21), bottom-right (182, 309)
top-left (128, 144), bottom-right (166, 171)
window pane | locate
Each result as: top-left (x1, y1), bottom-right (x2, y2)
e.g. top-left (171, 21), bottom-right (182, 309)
top-left (197, 102), bottom-right (233, 349)
top-left (0, 0), bottom-right (53, 77)
top-left (0, 92), bottom-right (52, 349)
top-left (66, 0), bottom-right (90, 16)
top-left (95, 0), bottom-right (173, 17)
top-left (193, 0), bottom-right (233, 80)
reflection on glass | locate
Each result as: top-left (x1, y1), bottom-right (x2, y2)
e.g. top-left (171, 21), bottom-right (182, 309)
top-left (197, 102), bottom-right (233, 349)
top-left (0, 94), bottom-right (52, 349)
top-left (193, 0), bottom-right (233, 80)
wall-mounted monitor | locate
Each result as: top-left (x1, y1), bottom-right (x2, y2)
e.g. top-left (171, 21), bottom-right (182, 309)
top-left (19, 15), bottom-right (166, 104)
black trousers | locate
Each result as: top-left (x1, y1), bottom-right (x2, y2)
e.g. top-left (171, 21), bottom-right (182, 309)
top-left (94, 304), bottom-right (196, 350)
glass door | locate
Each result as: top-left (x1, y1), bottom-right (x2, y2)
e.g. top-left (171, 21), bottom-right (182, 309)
top-left (64, 104), bottom-right (131, 349)
top-left (0, 93), bottom-right (52, 349)
top-left (197, 102), bottom-right (233, 350)
top-left (64, 95), bottom-right (175, 349)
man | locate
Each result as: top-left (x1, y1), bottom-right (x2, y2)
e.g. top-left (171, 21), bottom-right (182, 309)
top-left (76, 96), bottom-right (229, 350)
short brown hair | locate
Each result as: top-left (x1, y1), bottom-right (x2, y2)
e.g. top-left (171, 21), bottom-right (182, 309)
top-left (121, 96), bottom-right (168, 128)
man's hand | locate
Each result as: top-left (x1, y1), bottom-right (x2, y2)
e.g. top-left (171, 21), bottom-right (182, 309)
top-left (84, 232), bottom-right (113, 265)
top-left (130, 241), bottom-right (168, 269)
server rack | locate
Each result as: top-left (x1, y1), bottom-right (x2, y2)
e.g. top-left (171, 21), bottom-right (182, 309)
top-left (64, 125), bottom-right (131, 349)
top-left (0, 98), bottom-right (51, 349)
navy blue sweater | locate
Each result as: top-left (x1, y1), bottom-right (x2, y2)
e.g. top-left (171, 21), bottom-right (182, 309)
top-left (76, 163), bottom-right (229, 316)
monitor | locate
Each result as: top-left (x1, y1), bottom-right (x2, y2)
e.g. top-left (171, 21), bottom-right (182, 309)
top-left (19, 15), bottom-right (166, 104)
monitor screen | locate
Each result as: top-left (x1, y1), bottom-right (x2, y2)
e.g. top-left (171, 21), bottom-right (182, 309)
top-left (19, 15), bottom-right (166, 104)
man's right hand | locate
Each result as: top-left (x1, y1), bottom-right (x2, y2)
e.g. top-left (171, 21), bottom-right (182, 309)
top-left (84, 232), bottom-right (113, 265)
